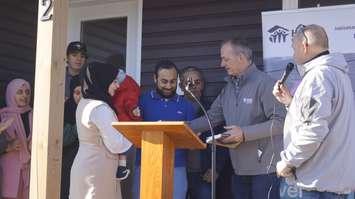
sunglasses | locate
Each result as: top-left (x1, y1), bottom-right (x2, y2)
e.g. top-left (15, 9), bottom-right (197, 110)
top-left (296, 25), bottom-right (309, 45)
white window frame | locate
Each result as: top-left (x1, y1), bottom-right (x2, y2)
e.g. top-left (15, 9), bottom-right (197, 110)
top-left (68, 0), bottom-right (143, 84)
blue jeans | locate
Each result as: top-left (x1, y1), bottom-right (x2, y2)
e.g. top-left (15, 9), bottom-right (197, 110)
top-left (280, 179), bottom-right (351, 199)
top-left (280, 179), bottom-right (302, 199)
top-left (232, 173), bottom-right (280, 199)
top-left (132, 166), bottom-right (187, 199)
top-left (187, 171), bottom-right (211, 199)
top-left (301, 190), bottom-right (348, 199)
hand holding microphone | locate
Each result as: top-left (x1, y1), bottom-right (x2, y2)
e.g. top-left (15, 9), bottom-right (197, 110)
top-left (272, 63), bottom-right (294, 106)
top-left (273, 81), bottom-right (292, 106)
top-left (279, 63), bottom-right (294, 85)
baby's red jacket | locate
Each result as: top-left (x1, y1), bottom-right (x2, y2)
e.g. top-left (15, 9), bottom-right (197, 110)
top-left (112, 75), bottom-right (142, 121)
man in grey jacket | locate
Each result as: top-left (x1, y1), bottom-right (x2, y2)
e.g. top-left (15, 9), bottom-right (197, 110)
top-left (189, 38), bottom-right (285, 199)
top-left (273, 24), bottom-right (355, 198)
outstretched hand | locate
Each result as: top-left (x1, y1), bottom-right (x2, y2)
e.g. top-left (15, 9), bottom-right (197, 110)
top-left (219, 125), bottom-right (244, 144)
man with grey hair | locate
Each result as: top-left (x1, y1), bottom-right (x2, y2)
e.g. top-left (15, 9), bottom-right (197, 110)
top-left (273, 24), bottom-right (355, 198)
top-left (180, 66), bottom-right (232, 199)
top-left (189, 37), bottom-right (286, 199)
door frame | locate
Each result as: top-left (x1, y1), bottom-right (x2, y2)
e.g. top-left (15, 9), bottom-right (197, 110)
top-left (68, 0), bottom-right (143, 84)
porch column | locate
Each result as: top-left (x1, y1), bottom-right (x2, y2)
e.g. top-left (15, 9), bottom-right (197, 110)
top-left (282, 0), bottom-right (298, 10)
top-left (30, 0), bottom-right (68, 199)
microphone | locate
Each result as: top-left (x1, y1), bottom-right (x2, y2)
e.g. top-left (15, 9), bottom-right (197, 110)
top-left (279, 63), bottom-right (295, 85)
top-left (184, 78), bottom-right (217, 199)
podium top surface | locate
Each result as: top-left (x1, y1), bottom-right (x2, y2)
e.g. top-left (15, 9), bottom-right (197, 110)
top-left (112, 121), bottom-right (206, 149)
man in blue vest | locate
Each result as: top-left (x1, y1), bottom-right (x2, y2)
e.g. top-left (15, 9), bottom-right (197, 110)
top-left (132, 60), bottom-right (195, 199)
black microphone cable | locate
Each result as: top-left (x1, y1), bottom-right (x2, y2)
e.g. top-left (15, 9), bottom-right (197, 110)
top-left (267, 103), bottom-right (277, 199)
top-left (185, 79), bottom-right (217, 199)
top-left (267, 63), bottom-right (295, 199)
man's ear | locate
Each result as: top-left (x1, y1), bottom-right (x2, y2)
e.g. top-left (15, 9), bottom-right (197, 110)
top-left (302, 42), bottom-right (309, 54)
top-left (238, 53), bottom-right (249, 65)
top-left (238, 53), bottom-right (247, 62)
top-left (154, 74), bottom-right (157, 84)
top-left (301, 38), bottom-right (309, 52)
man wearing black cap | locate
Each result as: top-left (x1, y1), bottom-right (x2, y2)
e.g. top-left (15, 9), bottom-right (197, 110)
top-left (61, 41), bottom-right (87, 199)
top-left (65, 41), bottom-right (87, 100)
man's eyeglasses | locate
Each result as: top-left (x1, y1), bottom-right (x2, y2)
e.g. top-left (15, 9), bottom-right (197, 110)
top-left (296, 25), bottom-right (309, 45)
top-left (184, 79), bottom-right (202, 88)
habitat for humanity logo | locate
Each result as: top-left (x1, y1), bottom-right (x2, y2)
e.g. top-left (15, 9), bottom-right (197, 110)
top-left (268, 24), bottom-right (306, 43)
top-left (268, 25), bottom-right (289, 43)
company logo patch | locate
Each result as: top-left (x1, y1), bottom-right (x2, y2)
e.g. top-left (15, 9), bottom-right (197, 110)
top-left (243, 98), bottom-right (253, 104)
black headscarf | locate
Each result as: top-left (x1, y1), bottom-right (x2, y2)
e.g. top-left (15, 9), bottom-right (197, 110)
top-left (64, 76), bottom-right (81, 124)
top-left (81, 61), bottom-right (118, 108)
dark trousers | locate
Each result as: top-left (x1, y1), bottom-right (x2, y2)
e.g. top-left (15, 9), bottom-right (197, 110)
top-left (187, 171), bottom-right (211, 199)
top-left (60, 143), bottom-right (79, 199)
top-left (186, 159), bottom-right (233, 199)
top-left (232, 173), bottom-right (280, 199)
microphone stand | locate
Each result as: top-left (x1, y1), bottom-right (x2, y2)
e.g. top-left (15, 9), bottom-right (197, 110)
top-left (185, 81), bottom-right (216, 199)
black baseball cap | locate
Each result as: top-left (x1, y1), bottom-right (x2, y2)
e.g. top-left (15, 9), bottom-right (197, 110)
top-left (66, 41), bottom-right (87, 57)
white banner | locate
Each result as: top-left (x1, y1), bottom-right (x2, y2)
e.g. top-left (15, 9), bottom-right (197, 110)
top-left (262, 4), bottom-right (355, 92)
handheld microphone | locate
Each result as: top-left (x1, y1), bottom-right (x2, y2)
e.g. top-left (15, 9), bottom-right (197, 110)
top-left (279, 63), bottom-right (295, 85)
top-left (184, 78), bottom-right (217, 199)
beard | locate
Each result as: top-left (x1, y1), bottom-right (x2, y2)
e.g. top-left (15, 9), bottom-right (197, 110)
top-left (156, 87), bottom-right (176, 98)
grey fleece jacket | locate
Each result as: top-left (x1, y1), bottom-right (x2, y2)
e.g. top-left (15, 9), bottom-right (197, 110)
top-left (189, 64), bottom-right (286, 175)
top-left (281, 53), bottom-right (355, 194)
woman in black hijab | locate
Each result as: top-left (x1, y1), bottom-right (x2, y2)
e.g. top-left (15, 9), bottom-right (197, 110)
top-left (70, 62), bottom-right (131, 199)
top-left (61, 76), bottom-right (81, 199)
top-left (80, 61), bottom-right (118, 108)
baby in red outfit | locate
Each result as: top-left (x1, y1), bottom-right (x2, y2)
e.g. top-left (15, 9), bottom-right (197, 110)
top-left (112, 69), bottom-right (141, 180)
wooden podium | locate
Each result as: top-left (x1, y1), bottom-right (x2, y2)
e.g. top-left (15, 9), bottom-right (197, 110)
top-left (112, 121), bottom-right (206, 199)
